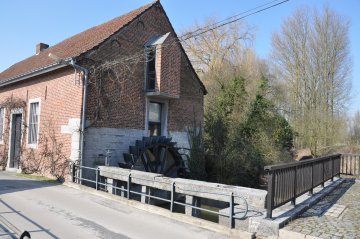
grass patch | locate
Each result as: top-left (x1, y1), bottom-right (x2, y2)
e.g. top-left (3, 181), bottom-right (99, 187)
top-left (16, 173), bottom-right (59, 184)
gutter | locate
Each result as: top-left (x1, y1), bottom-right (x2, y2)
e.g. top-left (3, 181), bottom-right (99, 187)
top-left (0, 62), bottom-right (70, 88)
top-left (49, 57), bottom-right (89, 181)
top-left (2, 54), bottom-right (89, 182)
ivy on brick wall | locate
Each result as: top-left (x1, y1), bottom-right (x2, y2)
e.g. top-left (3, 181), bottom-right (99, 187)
top-left (0, 97), bottom-right (68, 181)
top-left (0, 96), bottom-right (27, 169)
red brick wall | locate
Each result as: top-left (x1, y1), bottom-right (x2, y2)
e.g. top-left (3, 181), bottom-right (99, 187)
top-left (0, 67), bottom-right (83, 173)
top-left (159, 37), bottom-right (181, 97)
top-left (0, 4), bottom-right (204, 176)
top-left (168, 53), bottom-right (204, 132)
top-left (81, 4), bottom-right (204, 132)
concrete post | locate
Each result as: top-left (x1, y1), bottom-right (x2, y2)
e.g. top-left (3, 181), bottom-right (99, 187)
top-left (112, 180), bottom-right (126, 197)
top-left (106, 178), bottom-right (113, 193)
top-left (120, 184), bottom-right (125, 197)
top-left (141, 186), bottom-right (148, 203)
top-left (185, 195), bottom-right (201, 217)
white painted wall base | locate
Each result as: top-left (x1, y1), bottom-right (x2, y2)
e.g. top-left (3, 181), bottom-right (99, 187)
top-left (61, 118), bottom-right (81, 162)
top-left (83, 128), bottom-right (190, 168)
top-left (81, 127), bottom-right (191, 183)
top-left (5, 168), bottom-right (20, 173)
top-left (169, 131), bottom-right (190, 149)
top-left (83, 128), bottom-right (147, 167)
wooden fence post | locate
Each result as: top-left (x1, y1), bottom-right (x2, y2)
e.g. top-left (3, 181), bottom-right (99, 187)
top-left (309, 162), bottom-right (314, 195)
top-left (321, 160), bottom-right (325, 187)
top-left (331, 157), bottom-right (334, 181)
top-left (292, 166), bottom-right (297, 205)
top-left (266, 171), bottom-right (275, 219)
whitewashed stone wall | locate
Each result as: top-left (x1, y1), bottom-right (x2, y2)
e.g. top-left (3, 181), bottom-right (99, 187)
top-left (169, 131), bottom-right (190, 149)
top-left (61, 118), bottom-right (81, 162)
top-left (83, 128), bottom-right (147, 167)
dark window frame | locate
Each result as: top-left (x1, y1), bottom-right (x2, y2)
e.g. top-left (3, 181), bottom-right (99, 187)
top-left (146, 46), bottom-right (157, 91)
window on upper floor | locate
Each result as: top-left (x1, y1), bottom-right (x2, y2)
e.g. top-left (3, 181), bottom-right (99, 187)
top-left (144, 33), bottom-right (170, 92)
top-left (28, 101), bottom-right (40, 145)
top-left (146, 46), bottom-right (156, 91)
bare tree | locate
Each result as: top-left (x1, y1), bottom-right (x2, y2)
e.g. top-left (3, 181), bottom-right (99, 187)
top-left (271, 5), bottom-right (351, 154)
top-left (350, 111), bottom-right (360, 145)
top-left (181, 18), bottom-right (259, 109)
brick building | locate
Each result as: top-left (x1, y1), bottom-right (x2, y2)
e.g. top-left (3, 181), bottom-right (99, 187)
top-left (0, 1), bottom-right (205, 177)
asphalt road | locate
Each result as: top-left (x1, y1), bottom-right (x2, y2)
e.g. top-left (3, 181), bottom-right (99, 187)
top-left (0, 172), bottom-right (233, 239)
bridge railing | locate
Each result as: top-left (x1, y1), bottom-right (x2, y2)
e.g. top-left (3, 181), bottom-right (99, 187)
top-left (341, 154), bottom-right (360, 176)
top-left (69, 163), bottom-right (264, 229)
top-left (264, 154), bottom-right (341, 219)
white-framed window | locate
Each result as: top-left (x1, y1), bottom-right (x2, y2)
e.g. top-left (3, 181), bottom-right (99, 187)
top-left (148, 102), bottom-right (162, 136)
top-left (27, 99), bottom-right (40, 147)
top-left (0, 107), bottom-right (5, 143)
top-left (146, 99), bottom-right (168, 137)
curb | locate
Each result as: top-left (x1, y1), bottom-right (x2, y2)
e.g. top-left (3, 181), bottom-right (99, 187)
top-left (279, 229), bottom-right (322, 239)
top-left (251, 178), bottom-right (344, 238)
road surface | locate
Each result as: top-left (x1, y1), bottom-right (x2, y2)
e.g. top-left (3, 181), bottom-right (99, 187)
top-left (0, 172), bottom-right (232, 239)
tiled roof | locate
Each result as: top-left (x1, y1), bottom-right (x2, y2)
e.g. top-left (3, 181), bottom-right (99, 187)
top-left (0, 2), bottom-right (156, 82)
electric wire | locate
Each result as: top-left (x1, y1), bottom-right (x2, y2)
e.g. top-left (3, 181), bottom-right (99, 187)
top-left (91, 0), bottom-right (290, 69)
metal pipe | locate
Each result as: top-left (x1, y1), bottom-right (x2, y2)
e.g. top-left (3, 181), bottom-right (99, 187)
top-left (48, 54), bottom-right (89, 183)
top-left (68, 59), bottom-right (89, 183)
top-left (229, 192), bottom-right (234, 228)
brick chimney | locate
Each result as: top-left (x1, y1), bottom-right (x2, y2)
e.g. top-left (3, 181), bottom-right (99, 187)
top-left (36, 43), bottom-right (49, 54)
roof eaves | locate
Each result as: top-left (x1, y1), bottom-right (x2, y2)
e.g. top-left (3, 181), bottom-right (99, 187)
top-left (0, 59), bottom-right (71, 88)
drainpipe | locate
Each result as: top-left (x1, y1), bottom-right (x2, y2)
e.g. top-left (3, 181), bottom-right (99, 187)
top-left (68, 59), bottom-right (89, 182)
top-left (48, 54), bottom-right (89, 182)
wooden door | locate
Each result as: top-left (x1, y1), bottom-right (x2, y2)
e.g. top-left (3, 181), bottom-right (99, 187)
top-left (9, 114), bottom-right (22, 169)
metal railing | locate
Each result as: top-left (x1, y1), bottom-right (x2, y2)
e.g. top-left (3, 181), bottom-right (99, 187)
top-left (70, 163), bottom-right (248, 229)
top-left (264, 154), bottom-right (341, 219)
top-left (341, 154), bottom-right (360, 176)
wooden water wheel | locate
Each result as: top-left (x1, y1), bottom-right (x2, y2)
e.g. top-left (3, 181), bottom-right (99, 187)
top-left (122, 136), bottom-right (189, 178)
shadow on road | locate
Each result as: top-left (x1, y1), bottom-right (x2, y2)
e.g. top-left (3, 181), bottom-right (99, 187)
top-left (0, 172), bottom-right (61, 238)
top-left (0, 176), bottom-right (59, 195)
top-left (299, 179), bottom-right (355, 218)
top-left (0, 198), bottom-right (60, 239)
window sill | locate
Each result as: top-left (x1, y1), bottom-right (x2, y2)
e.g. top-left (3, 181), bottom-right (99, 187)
top-left (145, 89), bottom-right (156, 92)
top-left (27, 144), bottom-right (38, 149)
top-left (145, 91), bottom-right (179, 99)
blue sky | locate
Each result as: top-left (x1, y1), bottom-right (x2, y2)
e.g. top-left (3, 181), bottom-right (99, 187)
top-left (0, 0), bottom-right (359, 116)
